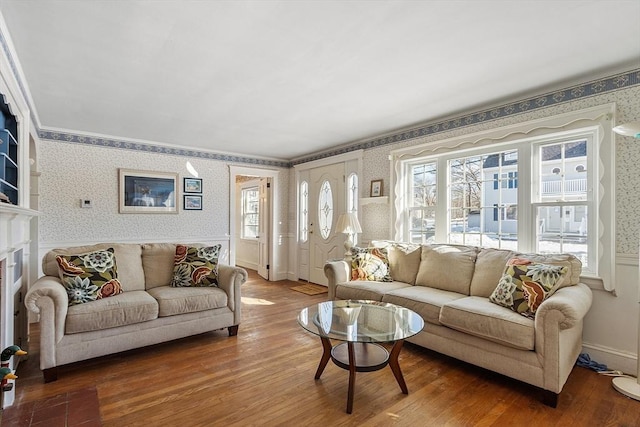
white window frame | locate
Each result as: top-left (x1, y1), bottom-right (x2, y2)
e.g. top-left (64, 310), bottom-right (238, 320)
top-left (531, 135), bottom-right (593, 271)
top-left (299, 180), bottom-right (309, 243)
top-left (408, 161), bottom-right (438, 244)
top-left (240, 185), bottom-right (259, 239)
top-left (446, 150), bottom-right (520, 249)
top-left (391, 104), bottom-right (616, 291)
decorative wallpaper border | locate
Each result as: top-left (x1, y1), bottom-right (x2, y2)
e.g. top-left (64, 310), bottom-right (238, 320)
top-left (37, 130), bottom-right (292, 168)
top-left (1, 21), bottom-right (638, 169)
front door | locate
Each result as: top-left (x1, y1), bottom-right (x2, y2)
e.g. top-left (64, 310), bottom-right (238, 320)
top-left (308, 163), bottom-right (345, 285)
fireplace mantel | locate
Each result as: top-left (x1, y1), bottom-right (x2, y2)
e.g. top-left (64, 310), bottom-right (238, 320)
top-left (0, 204), bottom-right (38, 407)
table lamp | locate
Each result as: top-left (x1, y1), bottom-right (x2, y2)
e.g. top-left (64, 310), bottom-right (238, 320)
top-left (336, 212), bottom-right (362, 260)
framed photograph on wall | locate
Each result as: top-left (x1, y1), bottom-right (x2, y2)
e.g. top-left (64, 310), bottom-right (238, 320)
top-left (370, 179), bottom-right (383, 197)
top-left (119, 169), bottom-right (178, 214)
top-left (184, 194), bottom-right (203, 210)
top-left (184, 177), bottom-right (202, 193)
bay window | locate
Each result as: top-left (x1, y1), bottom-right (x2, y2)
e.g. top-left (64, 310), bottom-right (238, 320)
top-left (393, 105), bottom-right (615, 290)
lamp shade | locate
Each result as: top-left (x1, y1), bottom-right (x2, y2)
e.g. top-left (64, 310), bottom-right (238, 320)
top-left (613, 121), bottom-right (640, 138)
top-left (336, 212), bottom-right (362, 234)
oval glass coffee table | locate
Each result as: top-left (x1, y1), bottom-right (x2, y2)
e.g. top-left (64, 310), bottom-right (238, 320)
top-left (298, 299), bottom-right (424, 414)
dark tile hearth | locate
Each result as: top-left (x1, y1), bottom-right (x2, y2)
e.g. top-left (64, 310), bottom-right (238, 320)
top-left (1, 386), bottom-right (101, 427)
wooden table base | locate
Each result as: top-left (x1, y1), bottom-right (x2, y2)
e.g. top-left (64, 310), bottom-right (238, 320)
top-left (314, 337), bottom-right (408, 414)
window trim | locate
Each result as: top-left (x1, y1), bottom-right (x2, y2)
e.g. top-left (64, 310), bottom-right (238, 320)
top-left (391, 104), bottom-right (616, 291)
top-left (299, 180), bottom-right (309, 243)
top-left (240, 184), bottom-right (259, 240)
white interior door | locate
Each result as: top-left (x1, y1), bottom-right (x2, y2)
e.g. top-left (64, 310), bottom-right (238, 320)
top-left (308, 163), bottom-right (345, 285)
top-left (257, 178), bottom-right (270, 280)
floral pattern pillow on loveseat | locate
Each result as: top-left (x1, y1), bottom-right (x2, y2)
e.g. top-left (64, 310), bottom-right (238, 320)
top-left (350, 247), bottom-right (392, 282)
top-left (171, 244), bottom-right (221, 287)
top-left (489, 257), bottom-right (567, 318)
top-left (56, 248), bottom-right (123, 306)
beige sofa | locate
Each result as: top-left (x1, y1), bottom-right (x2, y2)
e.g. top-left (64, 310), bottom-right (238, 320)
top-left (25, 243), bottom-right (247, 382)
top-left (324, 242), bottom-right (593, 407)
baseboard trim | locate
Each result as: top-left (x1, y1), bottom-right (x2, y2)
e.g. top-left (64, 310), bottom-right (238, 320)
top-left (236, 260), bottom-right (258, 271)
top-left (582, 341), bottom-right (637, 375)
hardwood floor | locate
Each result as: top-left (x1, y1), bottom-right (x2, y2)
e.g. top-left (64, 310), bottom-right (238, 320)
top-left (12, 270), bottom-right (640, 426)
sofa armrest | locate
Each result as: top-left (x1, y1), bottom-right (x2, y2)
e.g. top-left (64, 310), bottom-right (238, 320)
top-left (25, 276), bottom-right (69, 344)
top-left (324, 260), bottom-right (349, 300)
top-left (217, 264), bottom-right (248, 326)
top-left (535, 283), bottom-right (593, 331)
top-left (534, 282), bottom-right (592, 393)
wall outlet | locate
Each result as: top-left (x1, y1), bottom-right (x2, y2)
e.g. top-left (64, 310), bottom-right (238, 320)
top-left (81, 199), bottom-right (92, 208)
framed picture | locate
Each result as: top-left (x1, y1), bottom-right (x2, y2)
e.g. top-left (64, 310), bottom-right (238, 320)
top-left (370, 179), bottom-right (383, 197)
top-left (119, 169), bottom-right (178, 214)
top-left (184, 177), bottom-right (202, 193)
top-left (184, 194), bottom-right (203, 210)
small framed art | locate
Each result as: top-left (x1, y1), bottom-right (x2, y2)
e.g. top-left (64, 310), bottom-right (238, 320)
top-left (184, 194), bottom-right (203, 210)
top-left (184, 177), bottom-right (202, 193)
top-left (370, 179), bottom-right (383, 197)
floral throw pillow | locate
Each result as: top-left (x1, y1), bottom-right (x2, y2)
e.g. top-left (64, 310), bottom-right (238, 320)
top-left (56, 248), bottom-right (123, 306)
top-left (350, 247), bottom-right (392, 282)
top-left (489, 257), bottom-right (567, 318)
top-left (171, 244), bottom-right (221, 287)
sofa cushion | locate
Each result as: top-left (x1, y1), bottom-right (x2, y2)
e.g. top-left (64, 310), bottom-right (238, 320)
top-left (489, 258), bottom-right (567, 318)
top-left (335, 281), bottom-right (411, 301)
top-left (44, 243), bottom-right (145, 292)
top-left (350, 247), bottom-right (392, 282)
top-left (387, 245), bottom-right (422, 284)
top-left (65, 291), bottom-right (159, 334)
top-left (440, 296), bottom-right (535, 350)
top-left (147, 286), bottom-right (228, 317)
top-left (142, 243), bottom-right (178, 289)
top-left (382, 286), bottom-right (466, 326)
top-left (171, 245), bottom-right (221, 287)
top-left (371, 241), bottom-right (422, 284)
top-left (415, 244), bottom-right (478, 294)
top-left (56, 248), bottom-right (123, 306)
top-left (469, 248), bottom-right (518, 297)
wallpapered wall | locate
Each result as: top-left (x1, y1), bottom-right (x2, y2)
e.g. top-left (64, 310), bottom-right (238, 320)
top-left (37, 142), bottom-right (288, 248)
top-left (38, 142), bottom-right (230, 243)
top-left (358, 85), bottom-right (640, 256)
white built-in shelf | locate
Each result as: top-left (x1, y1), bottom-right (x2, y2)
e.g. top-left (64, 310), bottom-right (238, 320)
top-left (360, 196), bottom-right (389, 205)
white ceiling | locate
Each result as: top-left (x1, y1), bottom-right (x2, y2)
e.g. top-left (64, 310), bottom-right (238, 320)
top-left (0, 1), bottom-right (639, 161)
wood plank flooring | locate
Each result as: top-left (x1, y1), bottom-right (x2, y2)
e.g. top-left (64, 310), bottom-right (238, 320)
top-left (12, 270), bottom-right (640, 426)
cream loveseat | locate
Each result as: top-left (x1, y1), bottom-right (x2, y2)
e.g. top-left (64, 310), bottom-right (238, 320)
top-left (324, 242), bottom-right (593, 407)
top-left (25, 243), bottom-right (247, 382)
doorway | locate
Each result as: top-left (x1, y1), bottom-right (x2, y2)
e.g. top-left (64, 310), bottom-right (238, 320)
top-left (229, 166), bottom-right (281, 281)
top-left (295, 153), bottom-right (361, 285)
